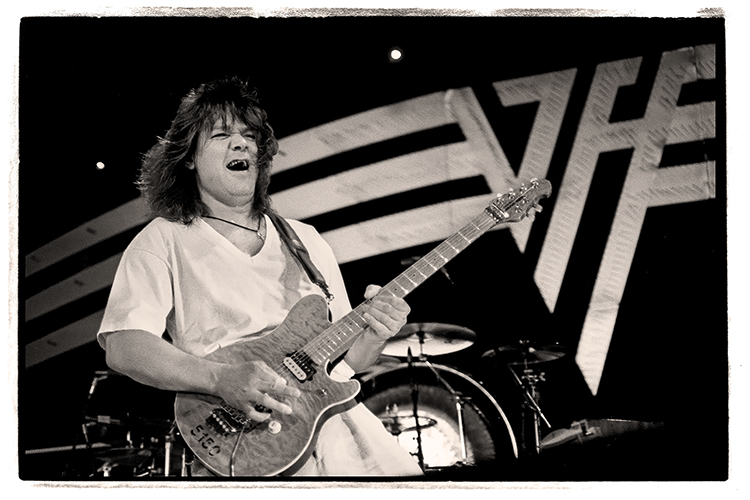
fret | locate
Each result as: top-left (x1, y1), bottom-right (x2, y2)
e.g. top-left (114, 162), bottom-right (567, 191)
top-left (339, 319), bottom-right (357, 337)
top-left (399, 274), bottom-right (418, 288)
top-left (404, 270), bottom-right (422, 283)
top-left (411, 267), bottom-right (428, 280)
top-left (444, 239), bottom-right (459, 252)
top-left (391, 280), bottom-right (411, 294)
top-left (422, 259), bottom-right (438, 271)
top-left (347, 309), bottom-right (369, 329)
top-left (432, 251), bottom-right (450, 264)
top-left (456, 230), bottom-right (472, 243)
top-left (307, 347), bottom-right (327, 365)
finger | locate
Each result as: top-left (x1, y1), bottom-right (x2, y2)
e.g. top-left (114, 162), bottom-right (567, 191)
top-left (264, 377), bottom-right (301, 398)
top-left (363, 284), bottom-right (382, 300)
top-left (245, 405), bottom-right (273, 422)
top-left (257, 391), bottom-right (295, 415)
top-left (372, 295), bottom-right (411, 313)
top-left (363, 310), bottom-right (401, 338)
top-left (369, 299), bottom-right (411, 325)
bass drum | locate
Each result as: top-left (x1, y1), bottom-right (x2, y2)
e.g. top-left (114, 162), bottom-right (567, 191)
top-left (358, 362), bottom-right (518, 471)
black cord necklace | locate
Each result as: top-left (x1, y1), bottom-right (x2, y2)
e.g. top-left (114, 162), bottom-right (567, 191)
top-left (204, 215), bottom-right (265, 241)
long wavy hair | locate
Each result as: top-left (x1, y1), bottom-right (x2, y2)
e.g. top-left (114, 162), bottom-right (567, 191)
top-left (137, 77), bottom-right (279, 223)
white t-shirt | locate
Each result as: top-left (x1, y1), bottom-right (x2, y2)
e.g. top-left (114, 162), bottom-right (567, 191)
top-left (98, 215), bottom-right (352, 358)
top-left (97, 214), bottom-right (421, 476)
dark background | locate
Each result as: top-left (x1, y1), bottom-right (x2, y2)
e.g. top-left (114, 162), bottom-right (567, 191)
top-left (18, 16), bottom-right (726, 481)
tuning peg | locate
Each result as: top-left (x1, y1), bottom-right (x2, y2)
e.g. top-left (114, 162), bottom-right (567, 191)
top-left (534, 204), bottom-right (543, 213)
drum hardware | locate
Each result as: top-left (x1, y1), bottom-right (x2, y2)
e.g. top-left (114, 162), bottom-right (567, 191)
top-left (508, 364), bottom-right (551, 456)
top-left (380, 408), bottom-right (438, 435)
top-left (425, 359), bottom-right (471, 466)
top-left (360, 360), bottom-right (519, 469)
top-left (407, 348), bottom-right (426, 470)
top-left (91, 446), bottom-right (154, 477)
top-left (162, 421), bottom-right (177, 477)
top-left (65, 369), bottom-right (187, 478)
top-left (382, 323), bottom-right (477, 358)
top-left (485, 341), bottom-right (565, 456)
top-left (407, 347), bottom-right (481, 470)
top-left (481, 341), bottom-right (566, 365)
top-left (136, 420), bottom-right (186, 477)
top-left (87, 422), bottom-right (186, 478)
top-left (63, 370), bottom-right (116, 477)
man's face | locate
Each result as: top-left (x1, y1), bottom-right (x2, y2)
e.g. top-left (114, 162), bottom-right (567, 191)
top-left (189, 116), bottom-right (260, 209)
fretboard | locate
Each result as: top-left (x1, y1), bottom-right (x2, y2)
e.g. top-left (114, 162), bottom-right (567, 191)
top-left (302, 208), bottom-right (499, 365)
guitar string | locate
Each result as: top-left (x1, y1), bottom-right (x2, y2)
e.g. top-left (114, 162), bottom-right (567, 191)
top-left (291, 188), bottom-right (532, 367)
top-left (250, 198), bottom-right (513, 415)
top-left (288, 192), bottom-right (525, 365)
top-left (292, 245), bottom-right (462, 362)
top-left (300, 181), bottom-right (543, 360)
top-left (291, 213), bottom-right (496, 365)
top-left (297, 211), bottom-right (497, 363)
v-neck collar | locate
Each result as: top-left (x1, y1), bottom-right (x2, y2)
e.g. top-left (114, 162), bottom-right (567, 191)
top-left (198, 214), bottom-right (276, 260)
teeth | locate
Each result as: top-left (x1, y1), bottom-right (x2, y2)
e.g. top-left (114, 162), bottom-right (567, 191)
top-left (226, 159), bottom-right (249, 171)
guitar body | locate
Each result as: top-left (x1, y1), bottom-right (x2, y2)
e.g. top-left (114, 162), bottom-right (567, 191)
top-left (174, 294), bottom-right (361, 477)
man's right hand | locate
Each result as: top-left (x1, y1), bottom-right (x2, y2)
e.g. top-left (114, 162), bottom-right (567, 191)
top-left (105, 330), bottom-right (300, 422)
top-left (211, 360), bottom-right (301, 421)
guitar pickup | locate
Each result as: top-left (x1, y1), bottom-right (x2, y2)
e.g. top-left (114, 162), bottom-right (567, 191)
top-left (283, 353), bottom-right (317, 382)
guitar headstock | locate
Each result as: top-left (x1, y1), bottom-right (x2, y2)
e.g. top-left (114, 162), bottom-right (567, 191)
top-left (486, 178), bottom-right (552, 224)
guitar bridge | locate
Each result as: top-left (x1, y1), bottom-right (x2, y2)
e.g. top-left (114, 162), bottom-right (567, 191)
top-left (206, 403), bottom-right (254, 437)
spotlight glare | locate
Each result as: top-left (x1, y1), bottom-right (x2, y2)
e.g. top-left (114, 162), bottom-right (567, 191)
top-left (96, 161), bottom-right (105, 170)
top-left (389, 48), bottom-right (403, 62)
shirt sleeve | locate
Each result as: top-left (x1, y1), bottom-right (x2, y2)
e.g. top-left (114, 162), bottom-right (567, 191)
top-left (97, 240), bottom-right (174, 349)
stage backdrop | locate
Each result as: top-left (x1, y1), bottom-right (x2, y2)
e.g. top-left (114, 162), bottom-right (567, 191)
top-left (19, 16), bottom-right (726, 479)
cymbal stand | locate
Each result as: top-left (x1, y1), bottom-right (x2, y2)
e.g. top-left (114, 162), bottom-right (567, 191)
top-left (63, 370), bottom-right (111, 478)
top-left (420, 355), bottom-right (470, 465)
top-left (507, 362), bottom-right (550, 456)
top-left (407, 347), bottom-right (425, 471)
top-left (163, 421), bottom-right (177, 477)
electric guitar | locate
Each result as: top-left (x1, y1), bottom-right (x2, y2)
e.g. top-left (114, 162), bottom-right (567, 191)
top-left (174, 178), bottom-right (552, 476)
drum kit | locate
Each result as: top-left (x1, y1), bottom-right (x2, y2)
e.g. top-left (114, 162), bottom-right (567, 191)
top-left (359, 321), bottom-right (567, 472)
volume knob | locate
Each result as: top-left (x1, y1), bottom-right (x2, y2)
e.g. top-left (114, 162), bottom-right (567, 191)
top-left (267, 420), bottom-right (282, 434)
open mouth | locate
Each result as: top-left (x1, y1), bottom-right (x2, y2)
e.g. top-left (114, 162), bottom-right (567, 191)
top-left (226, 159), bottom-right (250, 171)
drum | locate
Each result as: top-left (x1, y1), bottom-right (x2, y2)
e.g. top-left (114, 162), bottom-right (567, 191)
top-left (359, 362), bottom-right (518, 470)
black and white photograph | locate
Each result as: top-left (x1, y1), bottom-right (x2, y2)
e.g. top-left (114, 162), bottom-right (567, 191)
top-left (9, 4), bottom-right (741, 495)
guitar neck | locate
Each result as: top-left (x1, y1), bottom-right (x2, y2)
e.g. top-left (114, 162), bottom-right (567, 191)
top-left (302, 208), bottom-right (500, 365)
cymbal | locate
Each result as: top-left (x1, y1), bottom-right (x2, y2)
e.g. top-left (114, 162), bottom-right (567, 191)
top-left (482, 341), bottom-right (566, 365)
top-left (381, 322), bottom-right (476, 357)
top-left (380, 414), bottom-right (438, 435)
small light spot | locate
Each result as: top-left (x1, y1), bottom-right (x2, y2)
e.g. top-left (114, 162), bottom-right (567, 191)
top-left (96, 161), bottom-right (106, 170)
top-left (389, 47), bottom-right (403, 62)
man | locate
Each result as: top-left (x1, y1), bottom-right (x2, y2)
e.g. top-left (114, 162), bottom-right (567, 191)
top-left (98, 77), bottom-right (422, 476)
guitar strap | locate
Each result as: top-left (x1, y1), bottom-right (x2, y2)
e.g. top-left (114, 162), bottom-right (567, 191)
top-left (267, 211), bottom-right (335, 304)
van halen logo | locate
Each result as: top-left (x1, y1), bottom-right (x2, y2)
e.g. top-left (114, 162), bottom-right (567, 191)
top-left (272, 44), bottom-right (717, 395)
